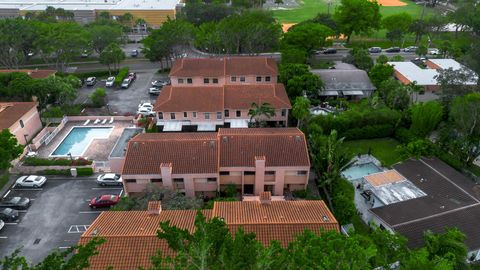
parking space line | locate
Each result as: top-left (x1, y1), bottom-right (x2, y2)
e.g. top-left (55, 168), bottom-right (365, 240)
top-left (13, 188), bottom-right (43, 191)
top-left (58, 246), bottom-right (70, 249)
top-left (18, 210), bottom-right (27, 213)
top-left (5, 223), bottom-right (18, 225)
top-left (3, 190), bottom-right (11, 198)
top-left (0, 236), bottom-right (8, 239)
top-left (30, 199), bottom-right (35, 201)
top-left (79, 211), bottom-right (103, 214)
top-left (119, 189), bottom-right (123, 196)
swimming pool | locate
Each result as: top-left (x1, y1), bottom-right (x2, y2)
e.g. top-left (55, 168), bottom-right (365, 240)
top-left (341, 162), bottom-right (382, 181)
top-left (51, 127), bottom-right (112, 157)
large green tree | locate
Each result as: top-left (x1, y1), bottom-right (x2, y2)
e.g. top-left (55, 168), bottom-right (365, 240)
top-left (286, 73), bottom-right (323, 100)
top-left (292, 96), bottom-right (311, 128)
top-left (99, 43), bottom-right (126, 74)
top-left (86, 21), bottom-right (124, 54)
top-left (410, 101), bottom-right (443, 138)
top-left (0, 129), bottom-right (23, 170)
top-left (334, 0), bottom-right (381, 43)
top-left (282, 22), bottom-right (334, 57)
top-left (248, 102), bottom-right (276, 127)
top-left (368, 63), bottom-right (394, 88)
top-left (0, 18), bottom-right (38, 69)
top-left (382, 13), bottom-right (413, 45)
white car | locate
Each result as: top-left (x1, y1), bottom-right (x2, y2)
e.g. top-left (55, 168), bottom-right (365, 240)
top-left (96, 173), bottom-right (123, 186)
top-left (428, 48), bottom-right (440, 55)
top-left (85, 77), bottom-right (97, 86)
top-left (137, 107), bottom-right (155, 117)
top-left (0, 220), bottom-right (4, 231)
top-left (149, 87), bottom-right (162, 95)
top-left (16, 175), bottom-right (47, 188)
top-left (138, 102), bottom-right (154, 110)
top-left (105, 77), bottom-right (115, 87)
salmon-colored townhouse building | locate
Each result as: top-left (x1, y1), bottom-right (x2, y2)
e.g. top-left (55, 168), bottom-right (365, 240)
top-left (121, 128), bottom-right (310, 198)
top-left (0, 102), bottom-right (42, 145)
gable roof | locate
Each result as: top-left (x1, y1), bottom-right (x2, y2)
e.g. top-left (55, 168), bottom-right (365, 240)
top-left (122, 128), bottom-right (310, 175)
top-left (0, 102), bottom-right (37, 130)
top-left (154, 84), bottom-right (291, 112)
top-left (169, 57), bottom-right (278, 77)
top-left (311, 69), bottom-right (376, 92)
top-left (79, 200), bottom-right (338, 269)
top-left (0, 69), bottom-right (56, 79)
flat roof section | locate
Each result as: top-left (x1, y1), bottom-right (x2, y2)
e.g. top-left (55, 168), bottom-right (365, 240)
top-left (0, 0), bottom-right (180, 11)
top-left (109, 127), bottom-right (143, 158)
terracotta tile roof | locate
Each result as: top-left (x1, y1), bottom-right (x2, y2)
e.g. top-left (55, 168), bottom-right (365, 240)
top-left (218, 128), bottom-right (310, 167)
top-left (364, 170), bottom-right (406, 187)
top-left (153, 86), bottom-right (224, 112)
top-left (122, 133), bottom-right (218, 175)
top-left (0, 102), bottom-right (37, 130)
top-left (79, 201), bottom-right (338, 269)
top-left (169, 57), bottom-right (277, 77)
top-left (154, 84), bottom-right (290, 112)
top-left (0, 69), bottom-right (56, 79)
top-left (224, 84), bottom-right (291, 109)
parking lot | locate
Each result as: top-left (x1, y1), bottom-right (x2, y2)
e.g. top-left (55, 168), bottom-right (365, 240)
top-left (75, 69), bottom-right (169, 115)
top-left (0, 176), bottom-right (124, 263)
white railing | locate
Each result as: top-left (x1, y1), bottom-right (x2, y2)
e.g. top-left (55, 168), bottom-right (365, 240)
top-left (44, 117), bottom-right (68, 145)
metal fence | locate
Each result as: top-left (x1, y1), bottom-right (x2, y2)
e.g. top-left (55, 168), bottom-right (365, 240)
top-left (44, 117), bottom-right (68, 145)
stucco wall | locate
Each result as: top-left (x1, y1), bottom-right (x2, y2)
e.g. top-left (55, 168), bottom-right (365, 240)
top-left (9, 106), bottom-right (42, 145)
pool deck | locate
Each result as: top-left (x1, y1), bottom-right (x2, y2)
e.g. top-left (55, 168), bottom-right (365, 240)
top-left (36, 120), bottom-right (135, 161)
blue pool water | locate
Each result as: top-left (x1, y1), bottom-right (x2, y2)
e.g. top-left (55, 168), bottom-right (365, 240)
top-left (51, 127), bottom-right (112, 156)
top-left (341, 162), bottom-right (382, 181)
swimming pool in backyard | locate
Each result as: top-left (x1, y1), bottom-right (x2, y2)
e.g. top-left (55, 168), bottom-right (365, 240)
top-left (341, 162), bottom-right (383, 181)
top-left (51, 127), bottom-right (112, 157)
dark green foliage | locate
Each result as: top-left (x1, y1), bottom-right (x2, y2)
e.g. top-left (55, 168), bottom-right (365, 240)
top-left (37, 169), bottom-right (71, 175)
top-left (76, 167), bottom-right (94, 176)
top-left (282, 22), bottom-right (334, 57)
top-left (42, 105), bottom-right (83, 118)
top-left (280, 47), bottom-right (307, 64)
top-left (397, 139), bottom-right (435, 159)
top-left (23, 157), bottom-right (92, 166)
top-left (343, 48), bottom-right (374, 71)
top-left (410, 101), bottom-right (443, 137)
top-left (204, 197), bottom-right (238, 209)
top-left (394, 127), bottom-right (418, 144)
top-left (331, 178), bottom-right (356, 224)
top-left (368, 64), bottom-right (394, 88)
top-left (0, 129), bottom-right (23, 170)
top-left (90, 88), bottom-right (107, 107)
top-left (179, 2), bottom-right (233, 26)
top-left (114, 67), bottom-right (129, 86)
top-left (58, 70), bottom-right (115, 80)
top-left (333, 0), bottom-right (381, 42)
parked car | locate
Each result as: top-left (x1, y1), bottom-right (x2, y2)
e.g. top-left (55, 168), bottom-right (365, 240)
top-left (322, 48), bottom-right (337, 54)
top-left (403, 46), bottom-right (418, 52)
top-left (149, 86), bottom-right (162, 95)
top-left (105, 77), bottom-right (115, 87)
top-left (89, 195), bottom-right (120, 208)
top-left (128, 72), bottom-right (137, 81)
top-left (86, 77), bottom-right (97, 86)
top-left (138, 102), bottom-right (154, 110)
top-left (16, 175), bottom-right (47, 188)
top-left (121, 78), bottom-right (132, 89)
top-left (27, 51), bottom-right (35, 57)
top-left (0, 208), bottom-right (18, 222)
top-left (368, 47), bottom-right (382, 53)
top-left (151, 80), bottom-right (169, 87)
top-left (96, 174), bottom-right (122, 186)
top-left (385, 47), bottom-right (401, 53)
top-left (0, 197), bottom-right (30, 210)
top-left (81, 50), bottom-right (90, 58)
top-left (0, 220), bottom-right (4, 231)
top-left (130, 49), bottom-right (139, 57)
top-left (137, 107), bottom-right (155, 117)
top-left (428, 48), bottom-right (440, 55)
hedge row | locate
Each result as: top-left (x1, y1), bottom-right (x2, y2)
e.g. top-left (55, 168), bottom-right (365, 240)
top-left (24, 157), bottom-right (92, 166)
top-left (331, 178), bottom-right (356, 225)
top-left (114, 67), bottom-right (129, 86)
top-left (58, 70), bottom-right (117, 80)
top-left (77, 167), bottom-right (94, 176)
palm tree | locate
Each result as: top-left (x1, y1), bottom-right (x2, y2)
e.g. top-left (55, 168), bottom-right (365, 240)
top-left (248, 102), bottom-right (276, 128)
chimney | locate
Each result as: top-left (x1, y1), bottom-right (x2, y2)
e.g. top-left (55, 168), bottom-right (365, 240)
top-left (160, 163), bottom-right (173, 189)
top-left (259, 191), bottom-right (271, 205)
top-left (148, 201), bottom-right (162, 215)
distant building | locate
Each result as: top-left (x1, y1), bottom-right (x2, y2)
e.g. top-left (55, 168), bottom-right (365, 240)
top-left (0, 0), bottom-right (179, 27)
top-left (78, 195), bottom-right (339, 269)
top-left (388, 59), bottom-right (477, 92)
top-left (0, 69), bottom-right (56, 79)
top-left (0, 102), bottom-right (42, 145)
top-left (121, 128), bottom-right (310, 197)
top-left (311, 69), bottom-right (376, 99)
top-left (155, 57), bottom-right (290, 131)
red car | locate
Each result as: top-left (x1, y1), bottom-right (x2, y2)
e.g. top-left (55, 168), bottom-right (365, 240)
top-left (89, 195), bottom-right (120, 208)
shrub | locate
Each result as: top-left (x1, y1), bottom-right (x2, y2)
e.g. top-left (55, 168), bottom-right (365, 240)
top-left (204, 197), bottom-right (238, 209)
top-left (42, 105), bottom-right (83, 118)
top-left (343, 124), bottom-right (395, 140)
top-left (38, 169), bottom-right (71, 175)
top-left (76, 167), bottom-right (94, 176)
top-left (292, 189), bottom-right (308, 198)
top-left (331, 178), bottom-right (356, 224)
top-left (90, 88), bottom-right (107, 107)
top-left (24, 158), bottom-right (71, 166)
top-left (397, 139), bottom-right (435, 159)
top-left (114, 67), bottom-right (129, 86)
top-left (223, 184), bottom-right (238, 197)
top-left (435, 149), bottom-right (463, 172)
top-left (394, 127), bottom-right (417, 144)
top-left (58, 70), bottom-right (116, 80)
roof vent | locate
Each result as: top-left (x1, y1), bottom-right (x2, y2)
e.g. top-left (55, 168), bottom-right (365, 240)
top-left (295, 135), bottom-right (301, 142)
top-left (133, 142), bottom-right (139, 149)
top-left (90, 228), bottom-right (98, 236)
top-left (208, 140), bottom-right (215, 148)
top-left (260, 191), bottom-right (271, 205)
top-left (222, 136), bottom-right (228, 143)
top-left (148, 201), bottom-right (162, 215)
top-left (322, 215), bottom-right (329, 222)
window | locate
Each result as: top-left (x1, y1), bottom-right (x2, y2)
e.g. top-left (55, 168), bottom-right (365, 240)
top-left (158, 112), bottom-right (163, 119)
top-left (183, 112), bottom-right (187, 118)
top-left (205, 112), bottom-right (210, 119)
top-left (231, 76), bottom-right (237, 82)
top-left (151, 178), bottom-right (162, 183)
top-left (187, 78), bottom-right (193, 84)
top-left (178, 78), bottom-right (184, 84)
top-left (125, 179), bottom-right (136, 183)
top-left (192, 112), bottom-right (197, 118)
top-left (212, 78), bottom-right (218, 84)
top-left (265, 76), bottom-right (271, 82)
top-left (207, 177), bottom-right (217, 182)
top-left (224, 110), bottom-right (229, 117)
top-left (19, 120), bottom-right (24, 128)
top-left (170, 113), bottom-right (176, 120)
top-left (173, 178), bottom-right (184, 183)
top-left (204, 78), bottom-right (209, 84)
top-left (220, 171), bottom-right (230, 176)
top-left (240, 76), bottom-right (245, 82)
top-left (281, 109), bottom-right (287, 117)
top-left (236, 110), bottom-right (241, 117)
top-left (265, 171), bottom-right (276, 175)
top-left (216, 112), bottom-right (222, 120)
top-left (297, 171), bottom-right (308, 175)
top-left (244, 171), bottom-right (256, 175)
top-left (256, 76), bottom-right (262, 82)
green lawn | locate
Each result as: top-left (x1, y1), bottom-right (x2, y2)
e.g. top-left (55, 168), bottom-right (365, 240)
top-left (272, 0), bottom-right (434, 24)
top-left (0, 173), bottom-right (9, 191)
top-left (342, 138), bottom-right (404, 167)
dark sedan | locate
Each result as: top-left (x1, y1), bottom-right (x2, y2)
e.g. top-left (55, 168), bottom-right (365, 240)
top-left (385, 47), bottom-right (401, 53)
top-left (0, 197), bottom-right (30, 210)
top-left (0, 208), bottom-right (19, 222)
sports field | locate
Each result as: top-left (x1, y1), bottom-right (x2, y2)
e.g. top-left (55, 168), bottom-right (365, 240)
top-left (272, 0), bottom-right (433, 24)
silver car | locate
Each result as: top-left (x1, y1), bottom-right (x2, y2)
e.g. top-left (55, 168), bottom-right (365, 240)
top-left (105, 77), bottom-right (115, 87)
top-left (16, 175), bottom-right (47, 188)
top-left (96, 173), bottom-right (123, 186)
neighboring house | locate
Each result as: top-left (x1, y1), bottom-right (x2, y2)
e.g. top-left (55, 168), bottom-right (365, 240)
top-left (169, 57), bottom-right (278, 86)
top-left (353, 157), bottom-right (480, 262)
top-left (311, 69), bottom-right (376, 99)
top-left (78, 195), bottom-right (339, 269)
top-left (388, 59), bottom-right (477, 93)
top-left (0, 102), bottom-right (42, 145)
top-left (154, 84), bottom-right (291, 131)
top-left (121, 128), bottom-right (310, 197)
top-left (0, 69), bottom-right (56, 79)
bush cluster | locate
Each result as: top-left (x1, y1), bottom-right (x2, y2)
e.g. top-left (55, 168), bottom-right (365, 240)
top-left (114, 67), bottom-right (129, 86)
top-left (24, 157), bottom-right (92, 166)
top-left (76, 167), bottom-right (94, 176)
top-left (331, 178), bottom-right (356, 225)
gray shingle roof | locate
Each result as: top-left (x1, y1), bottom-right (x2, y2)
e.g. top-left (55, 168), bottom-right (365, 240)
top-left (311, 69), bottom-right (376, 92)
